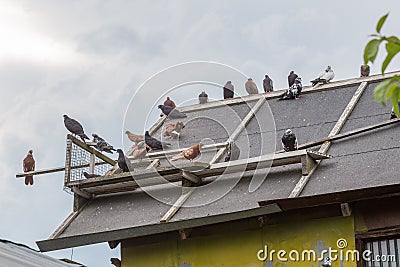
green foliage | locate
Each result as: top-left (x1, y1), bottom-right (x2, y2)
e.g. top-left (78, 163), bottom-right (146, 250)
top-left (364, 13), bottom-right (400, 117)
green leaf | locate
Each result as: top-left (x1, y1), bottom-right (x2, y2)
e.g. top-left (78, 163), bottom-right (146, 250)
top-left (385, 83), bottom-right (399, 102)
top-left (390, 87), bottom-right (400, 116)
top-left (364, 39), bottom-right (381, 65)
top-left (374, 76), bottom-right (400, 105)
top-left (382, 40), bottom-right (400, 73)
top-left (376, 13), bottom-right (389, 33)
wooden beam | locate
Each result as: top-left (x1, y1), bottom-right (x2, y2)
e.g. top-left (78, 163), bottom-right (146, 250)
top-left (16, 161), bottom-right (109, 178)
top-left (182, 171), bottom-right (200, 184)
top-left (71, 186), bottom-right (92, 199)
top-left (49, 202), bottom-right (88, 239)
top-left (289, 81), bottom-right (369, 198)
top-left (160, 188), bottom-right (195, 223)
top-left (145, 159), bottom-right (160, 170)
top-left (68, 134), bottom-right (116, 166)
top-left (341, 203), bottom-right (352, 217)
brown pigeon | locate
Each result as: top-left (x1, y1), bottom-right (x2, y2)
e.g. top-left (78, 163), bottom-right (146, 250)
top-left (131, 141), bottom-right (150, 161)
top-left (23, 150), bottom-right (35, 186)
top-left (163, 122), bottom-right (185, 139)
top-left (171, 143), bottom-right (203, 162)
top-left (125, 131), bottom-right (145, 144)
top-left (163, 97), bottom-right (176, 109)
top-left (245, 78), bottom-right (259, 95)
top-left (360, 64), bottom-right (370, 77)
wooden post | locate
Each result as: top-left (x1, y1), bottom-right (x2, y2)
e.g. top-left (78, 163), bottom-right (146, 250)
top-left (64, 138), bottom-right (72, 186)
top-left (89, 153), bottom-right (95, 174)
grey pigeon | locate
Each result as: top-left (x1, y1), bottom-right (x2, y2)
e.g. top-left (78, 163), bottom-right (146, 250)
top-left (63, 115), bottom-right (90, 142)
top-left (311, 66), bottom-right (335, 86)
top-left (281, 129), bottom-right (298, 152)
top-left (116, 149), bottom-right (130, 172)
top-left (263, 74), bottom-right (274, 93)
top-left (158, 105), bottom-right (187, 118)
top-left (223, 81), bottom-right (234, 99)
top-left (245, 78), bottom-right (259, 95)
top-left (92, 133), bottom-right (116, 154)
top-left (82, 171), bottom-right (101, 178)
top-left (145, 131), bottom-right (171, 150)
top-left (288, 71), bottom-right (298, 87)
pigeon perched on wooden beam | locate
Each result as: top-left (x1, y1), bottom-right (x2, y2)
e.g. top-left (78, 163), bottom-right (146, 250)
top-left (145, 131), bottom-right (171, 150)
top-left (82, 171), bottom-right (101, 179)
top-left (116, 149), bottom-right (130, 173)
top-left (223, 81), bottom-right (234, 99)
top-left (63, 115), bottom-right (90, 142)
top-left (163, 97), bottom-right (176, 109)
top-left (23, 150), bottom-right (35, 186)
top-left (360, 64), bottom-right (370, 77)
top-left (158, 105), bottom-right (187, 118)
top-left (279, 77), bottom-right (302, 100)
top-left (125, 131), bottom-right (144, 144)
top-left (263, 74), bottom-right (274, 93)
top-left (131, 141), bottom-right (150, 161)
top-left (310, 66), bottom-right (335, 86)
top-left (245, 78), bottom-right (259, 95)
top-left (171, 142), bottom-right (203, 162)
top-left (281, 129), bottom-right (298, 152)
top-left (91, 134), bottom-right (116, 154)
top-left (288, 71), bottom-right (298, 87)
top-left (163, 122), bottom-right (185, 139)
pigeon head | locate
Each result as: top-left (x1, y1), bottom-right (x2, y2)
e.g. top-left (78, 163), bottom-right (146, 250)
top-left (92, 134), bottom-right (98, 138)
top-left (295, 77), bottom-right (302, 82)
top-left (248, 78), bottom-right (252, 81)
top-left (125, 130), bottom-right (130, 134)
top-left (63, 114), bottom-right (69, 119)
top-left (290, 71), bottom-right (294, 74)
top-left (145, 131), bottom-right (150, 136)
top-left (116, 149), bottom-right (123, 154)
top-left (28, 150), bottom-right (33, 154)
top-left (326, 66), bottom-right (331, 71)
top-left (166, 97), bottom-right (170, 100)
top-left (265, 74), bottom-right (269, 78)
top-left (158, 105), bottom-right (163, 109)
top-left (285, 129), bottom-right (293, 135)
top-left (227, 81), bottom-right (231, 84)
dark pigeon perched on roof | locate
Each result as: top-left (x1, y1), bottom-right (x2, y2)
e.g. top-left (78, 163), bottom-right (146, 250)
top-left (116, 149), bottom-right (130, 173)
top-left (145, 131), bottom-right (171, 150)
top-left (288, 71), bottom-right (298, 87)
top-left (281, 129), bottom-right (298, 152)
top-left (158, 105), bottom-right (187, 118)
top-left (223, 81), bottom-right (234, 99)
top-left (92, 134), bottom-right (116, 154)
top-left (63, 115), bottom-right (90, 142)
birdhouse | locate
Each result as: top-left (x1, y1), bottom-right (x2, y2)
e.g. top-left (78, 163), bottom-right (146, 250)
top-left (199, 91), bottom-right (208, 104)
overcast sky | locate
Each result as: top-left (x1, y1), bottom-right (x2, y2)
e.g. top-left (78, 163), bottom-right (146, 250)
top-left (1, 1), bottom-right (400, 266)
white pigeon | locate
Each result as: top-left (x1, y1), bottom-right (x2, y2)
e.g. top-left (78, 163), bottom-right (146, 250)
top-left (311, 66), bottom-right (335, 86)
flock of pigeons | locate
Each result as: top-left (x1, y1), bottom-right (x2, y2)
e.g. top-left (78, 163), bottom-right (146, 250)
top-left (23, 65), bottom-right (398, 184)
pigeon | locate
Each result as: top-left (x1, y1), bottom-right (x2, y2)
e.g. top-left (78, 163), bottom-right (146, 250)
top-left (110, 258), bottom-right (121, 267)
top-left (245, 78), bottom-right (259, 95)
top-left (163, 97), bottom-right (176, 109)
top-left (360, 64), bottom-right (370, 77)
top-left (82, 171), bottom-right (101, 179)
top-left (131, 141), bottom-right (149, 161)
top-left (145, 131), bottom-right (171, 150)
top-left (310, 66), bottom-right (335, 86)
top-left (23, 150), bottom-right (35, 186)
top-left (224, 142), bottom-right (241, 162)
top-left (125, 131), bottom-right (145, 144)
top-left (288, 71), bottom-right (298, 87)
top-left (279, 77), bottom-right (302, 100)
top-left (281, 129), bottom-right (298, 152)
top-left (116, 149), bottom-right (130, 173)
top-left (263, 74), bottom-right (274, 93)
top-left (163, 122), bottom-right (185, 139)
top-left (158, 105), bottom-right (187, 118)
top-left (63, 115), bottom-right (90, 142)
top-left (92, 134), bottom-right (115, 153)
top-left (171, 142), bottom-right (203, 162)
top-left (223, 81), bottom-right (234, 99)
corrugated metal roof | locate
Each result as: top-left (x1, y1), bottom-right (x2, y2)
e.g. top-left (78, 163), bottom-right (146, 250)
top-left (37, 72), bottom-right (400, 252)
top-left (0, 239), bottom-right (83, 267)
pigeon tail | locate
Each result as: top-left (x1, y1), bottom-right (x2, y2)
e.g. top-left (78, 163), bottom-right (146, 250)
top-left (25, 176), bottom-right (34, 186)
top-left (171, 154), bottom-right (185, 161)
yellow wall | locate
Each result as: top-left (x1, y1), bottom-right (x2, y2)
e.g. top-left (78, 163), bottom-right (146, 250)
top-left (122, 216), bottom-right (356, 267)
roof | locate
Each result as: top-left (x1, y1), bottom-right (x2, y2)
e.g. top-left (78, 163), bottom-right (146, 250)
top-left (37, 72), bottom-right (400, 252)
top-left (0, 239), bottom-right (84, 267)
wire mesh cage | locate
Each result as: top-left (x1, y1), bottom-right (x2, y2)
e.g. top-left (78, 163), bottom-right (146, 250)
top-left (64, 136), bottom-right (114, 187)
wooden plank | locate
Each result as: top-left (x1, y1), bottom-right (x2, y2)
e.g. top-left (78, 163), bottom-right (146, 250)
top-left (16, 161), bottom-right (109, 178)
top-left (211, 97), bottom-right (266, 164)
top-left (145, 159), bottom-right (160, 169)
top-left (182, 171), bottom-right (200, 184)
top-left (71, 186), bottom-right (92, 199)
top-left (68, 134), bottom-right (116, 166)
top-left (160, 188), bottom-right (195, 223)
top-left (289, 81), bottom-right (369, 198)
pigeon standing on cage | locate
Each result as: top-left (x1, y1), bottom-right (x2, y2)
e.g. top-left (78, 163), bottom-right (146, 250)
top-left (63, 115), bottom-right (90, 142)
top-left (116, 149), bottom-right (131, 173)
top-left (92, 134), bottom-right (116, 153)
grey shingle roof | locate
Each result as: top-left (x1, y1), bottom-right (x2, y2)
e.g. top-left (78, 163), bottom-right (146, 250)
top-left (37, 73), bottom-right (400, 252)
